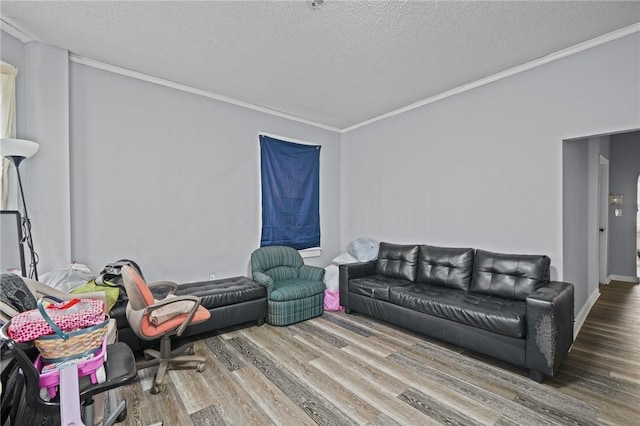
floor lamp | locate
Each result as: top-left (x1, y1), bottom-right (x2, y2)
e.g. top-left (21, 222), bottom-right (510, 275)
top-left (1, 138), bottom-right (39, 280)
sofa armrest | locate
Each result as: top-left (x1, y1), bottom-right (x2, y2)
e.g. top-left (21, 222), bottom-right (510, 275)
top-left (339, 260), bottom-right (377, 309)
top-left (526, 281), bottom-right (574, 379)
top-left (252, 271), bottom-right (274, 297)
top-left (300, 265), bottom-right (325, 282)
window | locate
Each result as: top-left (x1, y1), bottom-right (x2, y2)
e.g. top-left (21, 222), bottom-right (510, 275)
top-left (0, 61), bottom-right (18, 209)
top-left (259, 134), bottom-right (320, 250)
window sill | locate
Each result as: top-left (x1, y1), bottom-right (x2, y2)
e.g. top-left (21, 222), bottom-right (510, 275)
top-left (299, 247), bottom-right (322, 259)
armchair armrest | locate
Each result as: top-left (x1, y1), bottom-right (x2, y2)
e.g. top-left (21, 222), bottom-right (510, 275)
top-left (526, 281), bottom-right (574, 380)
top-left (300, 265), bottom-right (325, 281)
top-left (145, 294), bottom-right (201, 337)
top-left (339, 260), bottom-right (377, 310)
top-left (252, 271), bottom-right (274, 297)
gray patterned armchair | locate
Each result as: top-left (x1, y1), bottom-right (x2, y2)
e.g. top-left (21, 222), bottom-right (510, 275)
top-left (250, 246), bottom-right (325, 326)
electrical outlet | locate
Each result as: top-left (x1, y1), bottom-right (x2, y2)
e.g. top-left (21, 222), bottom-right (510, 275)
top-left (209, 273), bottom-right (216, 281)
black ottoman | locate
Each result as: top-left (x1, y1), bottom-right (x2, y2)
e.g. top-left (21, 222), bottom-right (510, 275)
top-left (112, 276), bottom-right (267, 351)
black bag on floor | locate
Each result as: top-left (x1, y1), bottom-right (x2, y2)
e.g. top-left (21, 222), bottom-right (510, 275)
top-left (96, 259), bottom-right (144, 307)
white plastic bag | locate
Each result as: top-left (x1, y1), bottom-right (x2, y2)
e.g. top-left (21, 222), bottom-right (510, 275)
top-left (40, 263), bottom-right (95, 293)
top-left (332, 252), bottom-right (358, 265)
top-left (323, 264), bottom-right (339, 291)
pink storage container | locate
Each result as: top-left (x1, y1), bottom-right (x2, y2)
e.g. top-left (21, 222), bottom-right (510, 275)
top-left (324, 290), bottom-right (344, 312)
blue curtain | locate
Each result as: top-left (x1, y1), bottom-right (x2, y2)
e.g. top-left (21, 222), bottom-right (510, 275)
top-left (260, 135), bottom-right (320, 250)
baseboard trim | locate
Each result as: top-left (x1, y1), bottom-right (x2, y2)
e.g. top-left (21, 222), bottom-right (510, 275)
top-left (574, 288), bottom-right (600, 340)
top-left (606, 274), bottom-right (640, 284)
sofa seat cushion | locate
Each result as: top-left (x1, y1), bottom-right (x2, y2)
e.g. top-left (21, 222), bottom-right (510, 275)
top-left (348, 275), bottom-right (413, 301)
top-left (270, 279), bottom-right (325, 302)
top-left (388, 284), bottom-right (527, 338)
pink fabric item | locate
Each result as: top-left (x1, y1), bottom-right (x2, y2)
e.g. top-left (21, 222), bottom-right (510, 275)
top-left (8, 298), bottom-right (105, 342)
top-left (323, 290), bottom-right (344, 312)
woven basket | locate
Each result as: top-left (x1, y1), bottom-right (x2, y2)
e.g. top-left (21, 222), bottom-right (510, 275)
top-left (35, 316), bottom-right (110, 363)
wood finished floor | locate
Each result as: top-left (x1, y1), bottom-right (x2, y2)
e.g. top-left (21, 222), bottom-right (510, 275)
top-left (108, 281), bottom-right (640, 425)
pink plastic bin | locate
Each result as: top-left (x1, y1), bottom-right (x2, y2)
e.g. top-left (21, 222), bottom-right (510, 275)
top-left (324, 289), bottom-right (344, 312)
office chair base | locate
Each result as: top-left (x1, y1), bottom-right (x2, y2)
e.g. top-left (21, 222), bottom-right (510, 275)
top-left (136, 339), bottom-right (206, 394)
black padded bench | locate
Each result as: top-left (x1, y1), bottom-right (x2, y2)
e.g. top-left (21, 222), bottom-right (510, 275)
top-left (112, 276), bottom-right (267, 352)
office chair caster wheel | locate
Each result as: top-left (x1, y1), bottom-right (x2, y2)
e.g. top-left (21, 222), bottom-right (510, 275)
top-left (186, 346), bottom-right (195, 355)
top-left (150, 384), bottom-right (165, 394)
top-left (116, 405), bottom-right (128, 423)
top-left (196, 363), bottom-right (206, 373)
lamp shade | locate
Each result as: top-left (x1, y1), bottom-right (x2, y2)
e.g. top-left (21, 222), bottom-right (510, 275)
top-left (0, 138), bottom-right (39, 159)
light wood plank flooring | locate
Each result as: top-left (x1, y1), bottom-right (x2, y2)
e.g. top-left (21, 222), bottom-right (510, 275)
top-left (108, 281), bottom-right (639, 425)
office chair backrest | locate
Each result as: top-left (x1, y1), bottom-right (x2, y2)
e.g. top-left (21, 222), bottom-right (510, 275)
top-left (121, 265), bottom-right (154, 311)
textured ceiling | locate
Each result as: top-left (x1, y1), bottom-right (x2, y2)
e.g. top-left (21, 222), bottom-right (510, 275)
top-left (1, 1), bottom-right (639, 130)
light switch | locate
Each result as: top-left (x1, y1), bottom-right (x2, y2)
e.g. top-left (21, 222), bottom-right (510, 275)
top-left (614, 209), bottom-right (622, 217)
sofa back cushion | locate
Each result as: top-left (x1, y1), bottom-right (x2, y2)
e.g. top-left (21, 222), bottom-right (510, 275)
top-left (375, 243), bottom-right (419, 281)
top-left (470, 249), bottom-right (550, 301)
top-left (416, 245), bottom-right (474, 291)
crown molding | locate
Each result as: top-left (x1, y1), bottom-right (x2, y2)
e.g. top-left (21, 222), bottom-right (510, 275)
top-left (68, 55), bottom-right (341, 132)
top-left (0, 17), bottom-right (36, 43)
top-left (340, 22), bottom-right (640, 133)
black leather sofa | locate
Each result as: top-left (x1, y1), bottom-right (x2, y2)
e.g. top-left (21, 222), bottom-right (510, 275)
top-left (339, 243), bottom-right (574, 382)
top-left (111, 276), bottom-right (267, 352)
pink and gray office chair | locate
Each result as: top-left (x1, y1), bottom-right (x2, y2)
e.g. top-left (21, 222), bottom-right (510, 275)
top-left (120, 265), bottom-right (210, 394)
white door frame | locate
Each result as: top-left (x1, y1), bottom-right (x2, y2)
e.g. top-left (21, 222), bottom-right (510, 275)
top-left (598, 155), bottom-right (609, 284)
top-left (636, 175), bottom-right (639, 279)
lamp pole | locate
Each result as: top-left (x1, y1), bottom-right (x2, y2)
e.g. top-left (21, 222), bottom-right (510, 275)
top-left (6, 155), bottom-right (38, 280)
top-left (1, 138), bottom-right (40, 280)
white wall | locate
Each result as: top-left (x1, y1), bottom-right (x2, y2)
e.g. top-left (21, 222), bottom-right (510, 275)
top-left (24, 42), bottom-right (71, 275)
top-left (608, 131), bottom-right (640, 280)
top-left (2, 30), bottom-right (341, 283)
top-left (1, 34), bottom-right (71, 275)
top-left (69, 64), bottom-right (341, 282)
top-left (341, 33), bottom-right (640, 317)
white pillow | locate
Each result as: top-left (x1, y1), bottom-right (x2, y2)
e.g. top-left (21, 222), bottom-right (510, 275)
top-left (346, 238), bottom-right (380, 262)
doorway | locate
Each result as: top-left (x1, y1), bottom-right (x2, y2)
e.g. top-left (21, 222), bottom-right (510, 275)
top-left (598, 156), bottom-right (609, 285)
